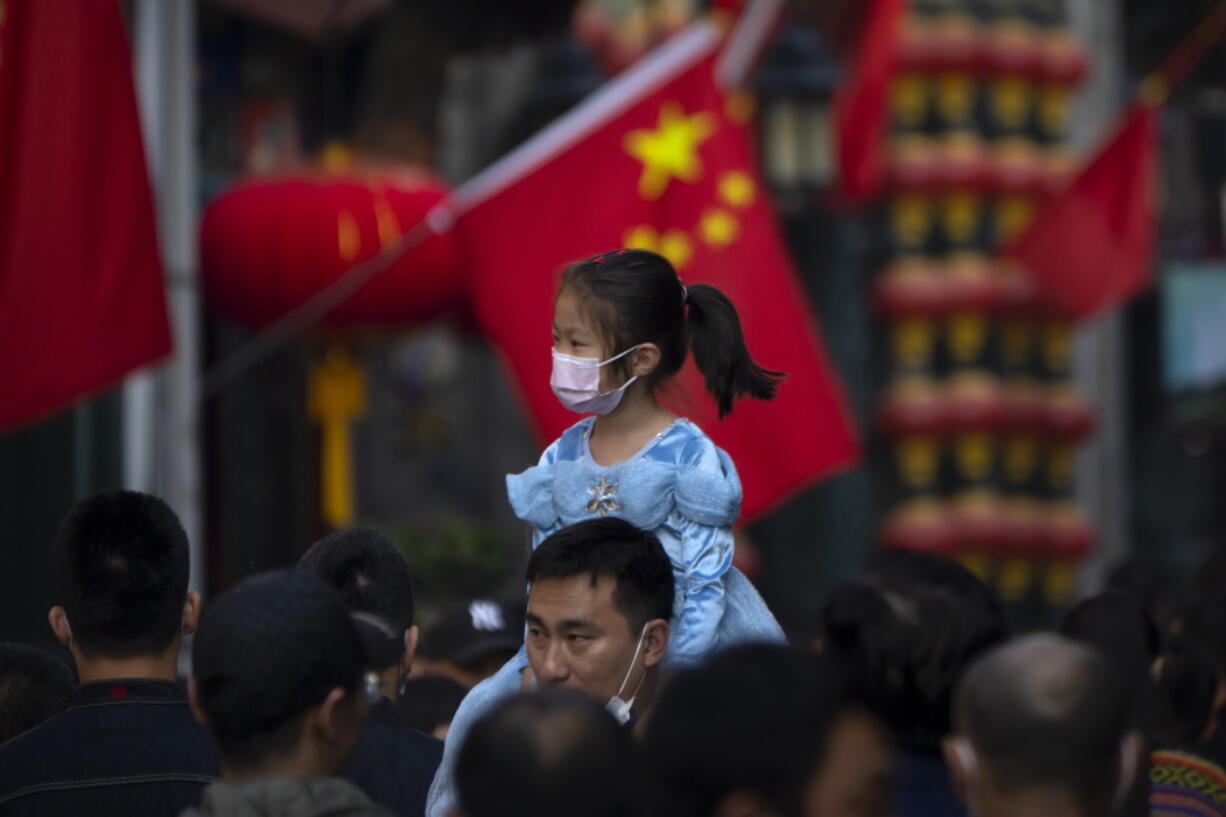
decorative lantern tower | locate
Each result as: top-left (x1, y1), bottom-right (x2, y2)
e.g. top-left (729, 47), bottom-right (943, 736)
top-left (876, 0), bottom-right (1092, 609)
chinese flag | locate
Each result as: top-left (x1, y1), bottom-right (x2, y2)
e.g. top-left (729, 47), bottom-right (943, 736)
top-left (454, 22), bottom-right (858, 521)
top-left (833, 0), bottom-right (906, 204)
top-left (0, 0), bottom-right (171, 430)
top-left (1004, 103), bottom-right (1158, 321)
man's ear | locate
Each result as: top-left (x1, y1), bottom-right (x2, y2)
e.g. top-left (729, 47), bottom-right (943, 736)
top-left (182, 591), bottom-right (202, 637)
top-left (313, 687), bottom-right (351, 743)
top-left (48, 606), bottom-right (72, 648)
top-left (402, 625), bottom-right (419, 678)
top-left (187, 677), bottom-right (209, 728)
top-left (712, 789), bottom-right (776, 817)
top-left (1114, 730), bottom-right (1144, 810)
top-left (942, 736), bottom-right (975, 805)
top-left (642, 619), bottom-right (670, 668)
top-left (630, 343), bottom-right (661, 378)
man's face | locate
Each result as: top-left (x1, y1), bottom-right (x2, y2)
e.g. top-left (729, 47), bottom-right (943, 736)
top-left (803, 710), bottom-right (895, 817)
top-left (525, 574), bottom-right (642, 703)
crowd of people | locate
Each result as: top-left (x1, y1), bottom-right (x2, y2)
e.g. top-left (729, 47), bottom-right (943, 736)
top-left (0, 489), bottom-right (1225, 817)
top-left (2, 250), bottom-right (1225, 817)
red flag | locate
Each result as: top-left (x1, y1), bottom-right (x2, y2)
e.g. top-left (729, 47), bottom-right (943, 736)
top-left (833, 0), bottom-right (906, 204)
top-left (1004, 104), bottom-right (1158, 320)
top-left (0, 0), bottom-right (171, 430)
top-left (452, 22), bottom-right (858, 522)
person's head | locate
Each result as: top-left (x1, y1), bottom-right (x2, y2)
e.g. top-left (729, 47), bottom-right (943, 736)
top-left (1060, 590), bottom-right (1160, 733)
top-left (946, 635), bottom-right (1141, 817)
top-left (48, 491), bottom-right (200, 665)
top-left (456, 687), bottom-right (645, 817)
top-left (0, 643), bottom-right (75, 744)
top-left (397, 676), bottom-right (468, 740)
top-left (190, 568), bottom-right (369, 779)
top-left (553, 248), bottom-right (783, 417)
top-left (524, 518), bottom-right (673, 720)
top-left (300, 528), bottom-right (417, 685)
top-left (821, 549), bottom-right (1008, 752)
top-left (416, 598), bottom-right (524, 688)
top-left (1152, 636), bottom-right (1221, 747)
top-left (647, 645), bottom-right (894, 817)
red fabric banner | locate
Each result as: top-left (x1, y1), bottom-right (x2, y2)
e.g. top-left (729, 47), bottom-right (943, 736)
top-left (1005, 104), bottom-right (1158, 321)
top-left (832, 0), bottom-right (906, 204)
top-left (455, 23), bottom-right (858, 522)
top-left (0, 0), bottom-right (171, 431)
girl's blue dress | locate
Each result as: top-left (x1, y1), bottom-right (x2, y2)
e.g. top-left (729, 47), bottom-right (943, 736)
top-left (425, 417), bottom-right (784, 817)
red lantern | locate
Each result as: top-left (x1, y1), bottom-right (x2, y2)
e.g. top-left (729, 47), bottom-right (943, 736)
top-left (201, 168), bottom-right (461, 329)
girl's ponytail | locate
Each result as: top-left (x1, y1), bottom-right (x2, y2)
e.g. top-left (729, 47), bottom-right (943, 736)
top-left (684, 283), bottom-right (785, 418)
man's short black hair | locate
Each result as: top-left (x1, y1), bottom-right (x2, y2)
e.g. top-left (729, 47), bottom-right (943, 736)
top-left (955, 635), bottom-right (1131, 813)
top-left (0, 643), bottom-right (75, 744)
top-left (526, 519), bottom-right (674, 633)
top-left (192, 568), bottom-right (364, 769)
top-left (821, 549), bottom-right (1008, 751)
top-left (457, 688), bottom-right (644, 817)
top-left (300, 528), bottom-right (414, 670)
top-left (53, 491), bottom-right (190, 658)
top-left (647, 645), bottom-right (870, 817)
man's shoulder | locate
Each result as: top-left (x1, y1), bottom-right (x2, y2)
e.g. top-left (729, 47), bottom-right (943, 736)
top-left (0, 698), bottom-right (219, 796)
top-left (361, 719), bottom-right (443, 766)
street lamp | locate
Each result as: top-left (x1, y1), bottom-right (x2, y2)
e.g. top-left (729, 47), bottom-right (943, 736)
top-left (755, 20), bottom-right (841, 210)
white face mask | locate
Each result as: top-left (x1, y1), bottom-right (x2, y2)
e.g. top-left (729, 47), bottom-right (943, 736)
top-left (606, 624), bottom-right (650, 726)
top-left (550, 345), bottom-right (641, 415)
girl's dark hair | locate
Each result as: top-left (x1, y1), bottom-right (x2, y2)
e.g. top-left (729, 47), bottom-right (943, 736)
top-left (559, 249), bottom-right (784, 418)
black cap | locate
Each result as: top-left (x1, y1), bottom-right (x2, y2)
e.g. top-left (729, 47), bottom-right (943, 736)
top-left (420, 598), bottom-right (523, 666)
top-left (192, 568), bottom-right (364, 741)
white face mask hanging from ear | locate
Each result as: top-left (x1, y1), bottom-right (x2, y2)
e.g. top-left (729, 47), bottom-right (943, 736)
top-left (606, 623), bottom-right (649, 726)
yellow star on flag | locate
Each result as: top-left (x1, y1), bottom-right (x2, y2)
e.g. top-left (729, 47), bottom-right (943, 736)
top-left (659, 230), bottom-right (693, 270)
top-left (700, 209), bottom-right (738, 247)
top-left (718, 170), bottom-right (755, 208)
top-left (623, 102), bottom-right (716, 200)
top-left (623, 225), bottom-right (660, 252)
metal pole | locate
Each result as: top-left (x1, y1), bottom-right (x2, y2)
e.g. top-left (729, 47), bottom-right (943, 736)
top-left (1066, 0), bottom-right (1129, 591)
top-left (130, 0), bottom-right (204, 596)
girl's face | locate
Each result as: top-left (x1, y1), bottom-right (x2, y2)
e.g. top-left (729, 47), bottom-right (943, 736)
top-left (553, 288), bottom-right (625, 392)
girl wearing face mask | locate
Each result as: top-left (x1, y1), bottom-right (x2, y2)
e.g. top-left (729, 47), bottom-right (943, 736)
top-left (425, 249), bottom-right (786, 817)
top-left (518, 247), bottom-right (787, 659)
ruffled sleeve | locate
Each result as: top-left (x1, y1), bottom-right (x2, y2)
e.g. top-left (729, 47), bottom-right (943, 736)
top-left (674, 433), bottom-right (742, 527)
top-left (506, 438), bottom-right (562, 535)
top-left (669, 431), bottom-right (742, 662)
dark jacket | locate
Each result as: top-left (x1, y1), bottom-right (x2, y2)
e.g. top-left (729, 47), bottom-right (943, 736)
top-left (897, 748), bottom-right (966, 817)
top-left (0, 678), bottom-right (220, 817)
top-left (344, 697), bottom-right (443, 817)
top-left (182, 777), bottom-right (394, 817)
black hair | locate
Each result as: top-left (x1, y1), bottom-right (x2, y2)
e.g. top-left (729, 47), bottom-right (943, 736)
top-left (397, 676), bottom-right (468, 735)
top-left (52, 491), bottom-right (190, 658)
top-left (456, 687), bottom-right (645, 817)
top-left (560, 249), bottom-right (783, 418)
top-left (646, 645), bottom-right (877, 817)
top-left (526, 519), bottom-right (674, 633)
top-left (192, 568), bottom-right (365, 769)
top-left (1153, 637), bottom-right (1220, 748)
top-left (300, 528), bottom-right (414, 669)
top-left (0, 643), bottom-right (75, 744)
top-left (1060, 590), bottom-right (1160, 732)
top-left (821, 549), bottom-right (1008, 752)
top-left (956, 636), bottom-right (1132, 813)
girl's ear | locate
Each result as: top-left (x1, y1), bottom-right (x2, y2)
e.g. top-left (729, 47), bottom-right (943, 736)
top-left (631, 343), bottom-right (661, 378)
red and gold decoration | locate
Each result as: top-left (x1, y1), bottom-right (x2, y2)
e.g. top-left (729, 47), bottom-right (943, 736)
top-left (200, 163), bottom-right (461, 527)
top-left (869, 0), bottom-right (1096, 604)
